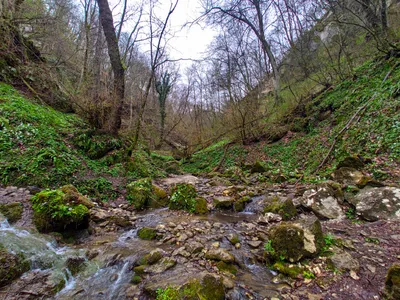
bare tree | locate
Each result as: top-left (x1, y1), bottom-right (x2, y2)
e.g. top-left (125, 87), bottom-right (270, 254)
top-left (96, 0), bottom-right (124, 134)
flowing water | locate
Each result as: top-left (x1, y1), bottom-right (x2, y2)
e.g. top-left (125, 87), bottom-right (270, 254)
top-left (0, 194), bottom-right (283, 299)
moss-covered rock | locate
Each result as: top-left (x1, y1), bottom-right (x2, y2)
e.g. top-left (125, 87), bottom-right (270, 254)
top-left (139, 249), bottom-right (163, 266)
top-left (216, 261), bottom-right (237, 275)
top-left (134, 265), bottom-right (146, 275)
top-left (31, 187), bottom-right (90, 233)
top-left (234, 196), bottom-right (251, 212)
top-left (65, 257), bottom-right (86, 276)
top-left (264, 197), bottom-right (297, 220)
top-left (331, 167), bottom-right (372, 188)
top-left (268, 216), bottom-right (325, 263)
top-left (0, 249), bottom-right (30, 288)
top-left (61, 185), bottom-right (95, 208)
top-left (250, 161), bottom-right (268, 173)
top-left (0, 202), bottom-right (23, 224)
top-left (385, 264), bottom-right (400, 300)
top-left (213, 196), bottom-right (234, 210)
top-left (336, 156), bottom-right (365, 170)
top-left (126, 178), bottom-right (153, 210)
top-left (227, 234), bottom-right (240, 245)
top-left (151, 184), bottom-right (169, 208)
top-left (273, 261), bottom-right (304, 279)
top-left (169, 183), bottom-right (198, 213)
top-left (194, 197), bottom-right (208, 214)
top-left (131, 275), bottom-right (142, 284)
top-left (137, 227), bottom-right (158, 240)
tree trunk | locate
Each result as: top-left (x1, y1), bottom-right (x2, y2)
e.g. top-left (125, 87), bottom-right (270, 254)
top-left (96, 0), bottom-right (124, 134)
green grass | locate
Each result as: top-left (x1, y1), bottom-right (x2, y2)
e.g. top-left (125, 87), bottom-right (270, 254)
top-left (0, 83), bottom-right (170, 200)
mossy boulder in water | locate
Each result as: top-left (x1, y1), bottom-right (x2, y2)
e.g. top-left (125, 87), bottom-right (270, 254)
top-left (126, 178), bottom-right (153, 210)
top-left (31, 186), bottom-right (91, 233)
top-left (264, 196), bottom-right (297, 220)
top-left (137, 227), bottom-right (158, 240)
top-left (0, 248), bottom-right (30, 287)
top-left (234, 196), bottom-right (251, 212)
top-left (0, 202), bottom-right (23, 224)
top-left (213, 196), bottom-right (234, 210)
top-left (268, 216), bottom-right (324, 262)
top-left (385, 264), bottom-right (400, 300)
top-left (169, 183), bottom-right (206, 214)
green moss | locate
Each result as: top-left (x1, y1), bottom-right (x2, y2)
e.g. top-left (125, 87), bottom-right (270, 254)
top-left (264, 197), bottom-right (297, 220)
top-left (134, 265), bottom-right (146, 275)
top-left (273, 261), bottom-right (303, 279)
top-left (228, 234), bottom-right (240, 245)
top-left (126, 178), bottom-right (153, 210)
top-left (0, 202), bottom-right (23, 224)
top-left (139, 250), bottom-right (163, 265)
top-left (31, 187), bottom-right (89, 233)
top-left (268, 224), bottom-right (305, 262)
top-left (385, 264), bottom-right (400, 299)
top-left (216, 261), bottom-right (237, 275)
top-left (194, 197), bottom-right (208, 214)
top-left (234, 196), bottom-right (251, 212)
top-left (137, 227), bottom-right (157, 240)
top-left (131, 275), bottom-right (142, 285)
top-left (0, 249), bottom-right (30, 288)
top-left (169, 183), bottom-right (198, 213)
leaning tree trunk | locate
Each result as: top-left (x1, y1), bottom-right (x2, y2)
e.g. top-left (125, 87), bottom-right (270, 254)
top-left (96, 0), bottom-right (124, 134)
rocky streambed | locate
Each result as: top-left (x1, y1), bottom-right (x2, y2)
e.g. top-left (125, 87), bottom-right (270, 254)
top-left (1, 171), bottom-right (400, 300)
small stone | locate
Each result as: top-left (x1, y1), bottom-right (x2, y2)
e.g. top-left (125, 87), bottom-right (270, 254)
top-left (235, 243), bottom-right (241, 249)
top-left (247, 240), bottom-right (262, 248)
top-left (350, 270), bottom-right (360, 280)
top-left (212, 242), bottom-right (220, 248)
top-left (366, 264), bottom-right (376, 273)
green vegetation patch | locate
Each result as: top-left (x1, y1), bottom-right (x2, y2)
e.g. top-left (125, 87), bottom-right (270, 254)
top-left (31, 186), bottom-right (90, 232)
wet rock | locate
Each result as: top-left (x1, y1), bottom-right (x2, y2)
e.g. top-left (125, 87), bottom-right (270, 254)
top-left (331, 167), bottom-right (371, 188)
top-left (264, 197), bottom-right (297, 220)
top-left (268, 216), bottom-right (324, 262)
top-left (349, 187), bottom-right (400, 221)
top-left (66, 256), bottom-right (87, 276)
top-left (300, 183), bottom-right (345, 220)
top-left (247, 240), bottom-right (263, 248)
top-left (234, 196), bottom-right (251, 212)
top-left (0, 202), bottom-right (23, 224)
top-left (137, 227), bottom-right (158, 240)
top-left (258, 212), bottom-right (282, 224)
top-left (205, 248), bottom-right (235, 263)
top-left (139, 249), bottom-right (164, 265)
top-left (143, 257), bottom-right (177, 274)
top-left (0, 249), bottom-right (30, 287)
top-left (213, 196), bottom-right (234, 210)
top-left (385, 264), bottom-right (400, 300)
top-left (3, 269), bottom-right (65, 298)
top-left (186, 241), bottom-right (204, 254)
top-left (327, 247), bottom-right (360, 272)
top-left (31, 187), bottom-right (90, 233)
top-left (227, 234), bottom-right (240, 245)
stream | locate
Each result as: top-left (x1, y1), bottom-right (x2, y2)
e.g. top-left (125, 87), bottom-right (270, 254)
top-left (0, 177), bottom-right (288, 299)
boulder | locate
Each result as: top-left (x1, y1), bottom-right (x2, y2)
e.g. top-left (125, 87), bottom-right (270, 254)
top-left (0, 202), bottom-right (23, 224)
top-left (31, 187), bottom-right (90, 233)
top-left (300, 183), bottom-right (345, 219)
top-left (349, 187), bottom-right (400, 221)
top-left (336, 156), bottom-right (365, 170)
top-left (264, 196), bottom-right (297, 220)
top-left (141, 257), bottom-right (176, 274)
top-left (205, 248), bottom-right (235, 263)
top-left (126, 178), bottom-right (153, 210)
top-left (327, 247), bottom-right (360, 272)
top-left (137, 227), bottom-right (158, 240)
top-left (169, 183), bottom-right (200, 213)
top-left (385, 264), bottom-right (400, 300)
top-left (268, 216), bottom-right (324, 262)
top-left (213, 196), bottom-right (234, 210)
top-left (331, 167), bottom-right (371, 187)
top-left (0, 249), bottom-right (30, 287)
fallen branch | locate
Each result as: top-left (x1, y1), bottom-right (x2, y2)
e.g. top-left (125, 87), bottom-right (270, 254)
top-left (211, 142), bottom-right (234, 173)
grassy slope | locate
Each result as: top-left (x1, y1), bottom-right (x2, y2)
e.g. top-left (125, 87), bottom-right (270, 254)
top-left (0, 83), bottom-right (171, 200)
top-left (183, 57), bottom-right (400, 183)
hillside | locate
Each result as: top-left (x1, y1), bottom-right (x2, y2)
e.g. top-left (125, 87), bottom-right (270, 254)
top-left (182, 57), bottom-right (400, 184)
